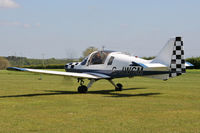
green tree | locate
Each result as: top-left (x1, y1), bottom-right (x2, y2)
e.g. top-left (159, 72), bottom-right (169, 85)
top-left (0, 57), bottom-right (10, 70)
top-left (82, 47), bottom-right (98, 57)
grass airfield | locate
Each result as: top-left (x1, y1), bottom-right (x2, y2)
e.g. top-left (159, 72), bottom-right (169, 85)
top-left (0, 69), bottom-right (200, 133)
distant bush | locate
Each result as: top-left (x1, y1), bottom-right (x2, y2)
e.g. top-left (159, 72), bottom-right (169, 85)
top-left (0, 57), bottom-right (10, 70)
top-left (4, 55), bottom-right (199, 69)
top-left (142, 56), bottom-right (155, 60)
top-left (5, 56), bottom-right (76, 66)
top-left (17, 58), bottom-right (198, 69)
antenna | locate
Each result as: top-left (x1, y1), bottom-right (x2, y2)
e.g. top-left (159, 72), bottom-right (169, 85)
top-left (42, 53), bottom-right (45, 69)
top-left (102, 46), bottom-right (105, 51)
top-left (20, 52), bottom-right (23, 67)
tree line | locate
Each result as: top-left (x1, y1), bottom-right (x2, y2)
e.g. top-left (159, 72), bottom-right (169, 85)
top-left (0, 47), bottom-right (96, 70)
top-left (0, 47), bottom-right (199, 69)
top-left (186, 57), bottom-right (200, 69)
top-left (5, 56), bottom-right (76, 66)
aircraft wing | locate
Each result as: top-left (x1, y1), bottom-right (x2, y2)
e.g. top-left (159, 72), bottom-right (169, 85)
top-left (7, 67), bottom-right (110, 79)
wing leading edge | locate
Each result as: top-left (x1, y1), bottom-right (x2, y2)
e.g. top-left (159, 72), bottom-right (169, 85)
top-left (7, 67), bottom-right (110, 79)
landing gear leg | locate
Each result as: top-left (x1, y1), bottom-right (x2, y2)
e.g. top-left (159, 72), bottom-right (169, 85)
top-left (108, 79), bottom-right (123, 91)
top-left (77, 79), bottom-right (96, 93)
top-left (87, 79), bottom-right (96, 89)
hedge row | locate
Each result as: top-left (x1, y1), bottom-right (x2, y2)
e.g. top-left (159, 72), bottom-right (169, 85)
top-left (21, 64), bottom-right (65, 69)
top-left (11, 57), bottom-right (199, 69)
top-left (186, 57), bottom-right (200, 69)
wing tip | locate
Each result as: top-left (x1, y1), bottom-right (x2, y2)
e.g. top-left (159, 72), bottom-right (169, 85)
top-left (7, 67), bottom-right (27, 71)
top-left (185, 62), bottom-right (194, 67)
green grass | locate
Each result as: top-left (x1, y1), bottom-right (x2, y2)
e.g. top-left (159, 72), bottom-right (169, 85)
top-left (0, 69), bottom-right (200, 133)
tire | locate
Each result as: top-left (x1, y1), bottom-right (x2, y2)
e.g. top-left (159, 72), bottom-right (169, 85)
top-left (78, 85), bottom-right (88, 93)
top-left (115, 83), bottom-right (123, 91)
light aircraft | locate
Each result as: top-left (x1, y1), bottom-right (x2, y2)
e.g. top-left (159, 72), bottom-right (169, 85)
top-left (7, 37), bottom-right (193, 93)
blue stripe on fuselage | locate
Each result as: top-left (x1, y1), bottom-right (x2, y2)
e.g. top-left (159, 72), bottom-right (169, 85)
top-left (65, 68), bottom-right (169, 78)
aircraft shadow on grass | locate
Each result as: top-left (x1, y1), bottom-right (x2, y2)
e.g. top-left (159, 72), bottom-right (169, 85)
top-left (0, 88), bottom-right (161, 98)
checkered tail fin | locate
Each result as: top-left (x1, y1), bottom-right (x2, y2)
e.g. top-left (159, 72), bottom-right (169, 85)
top-left (169, 37), bottom-right (186, 78)
top-left (152, 37), bottom-right (186, 79)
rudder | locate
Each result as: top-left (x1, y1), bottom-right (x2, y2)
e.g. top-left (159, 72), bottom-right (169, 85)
top-left (169, 37), bottom-right (186, 78)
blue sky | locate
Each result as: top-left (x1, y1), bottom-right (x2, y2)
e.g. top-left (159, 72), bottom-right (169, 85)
top-left (0, 0), bottom-right (200, 58)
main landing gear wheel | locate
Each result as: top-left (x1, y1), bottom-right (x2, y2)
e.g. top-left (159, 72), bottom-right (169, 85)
top-left (78, 85), bottom-right (88, 93)
top-left (115, 83), bottom-right (123, 91)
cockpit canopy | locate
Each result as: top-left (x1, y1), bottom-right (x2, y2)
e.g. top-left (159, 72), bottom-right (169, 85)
top-left (81, 51), bottom-right (113, 65)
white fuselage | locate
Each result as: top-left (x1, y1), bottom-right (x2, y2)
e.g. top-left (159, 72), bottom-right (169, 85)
top-left (65, 51), bottom-right (169, 79)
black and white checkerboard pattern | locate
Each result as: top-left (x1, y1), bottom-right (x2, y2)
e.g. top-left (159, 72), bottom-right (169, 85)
top-left (65, 62), bottom-right (80, 69)
top-left (169, 37), bottom-right (186, 78)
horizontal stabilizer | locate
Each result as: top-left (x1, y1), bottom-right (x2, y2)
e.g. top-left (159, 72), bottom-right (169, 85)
top-left (138, 63), bottom-right (167, 68)
top-left (185, 62), bottom-right (194, 67)
top-left (140, 62), bottom-right (193, 69)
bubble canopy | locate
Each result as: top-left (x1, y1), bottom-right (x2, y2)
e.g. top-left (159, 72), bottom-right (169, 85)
top-left (81, 51), bottom-right (114, 65)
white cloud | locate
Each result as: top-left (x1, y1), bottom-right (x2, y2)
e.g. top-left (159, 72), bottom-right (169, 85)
top-left (120, 24), bottom-right (129, 28)
top-left (0, 21), bottom-right (20, 26)
top-left (35, 22), bottom-right (41, 27)
top-left (0, 0), bottom-right (20, 8)
top-left (23, 24), bottom-right (31, 28)
top-left (0, 21), bottom-right (41, 28)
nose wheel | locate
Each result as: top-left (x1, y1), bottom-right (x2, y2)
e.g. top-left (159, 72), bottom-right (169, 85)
top-left (77, 78), bottom-right (96, 93)
top-left (115, 83), bottom-right (123, 91)
top-left (78, 85), bottom-right (88, 93)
